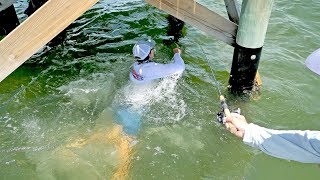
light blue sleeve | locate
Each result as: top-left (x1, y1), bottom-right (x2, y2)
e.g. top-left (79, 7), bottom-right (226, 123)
top-left (243, 123), bottom-right (320, 163)
top-left (146, 53), bottom-right (185, 79)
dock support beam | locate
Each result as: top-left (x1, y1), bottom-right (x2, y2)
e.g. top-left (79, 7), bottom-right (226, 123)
top-left (223, 0), bottom-right (240, 25)
top-left (145, 0), bottom-right (237, 46)
top-left (0, 0), bottom-right (98, 82)
top-left (229, 0), bottom-right (273, 94)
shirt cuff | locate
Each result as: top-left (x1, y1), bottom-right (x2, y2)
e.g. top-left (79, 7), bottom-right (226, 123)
top-left (174, 53), bottom-right (181, 57)
top-left (243, 123), bottom-right (263, 147)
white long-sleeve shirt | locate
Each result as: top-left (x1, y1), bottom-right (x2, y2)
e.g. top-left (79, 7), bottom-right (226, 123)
top-left (243, 123), bottom-right (320, 163)
top-left (130, 53), bottom-right (185, 84)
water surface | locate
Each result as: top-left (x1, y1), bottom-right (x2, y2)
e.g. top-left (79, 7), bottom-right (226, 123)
top-left (0, 0), bottom-right (319, 179)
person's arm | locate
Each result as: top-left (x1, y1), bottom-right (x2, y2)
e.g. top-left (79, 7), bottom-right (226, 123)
top-left (226, 113), bottom-right (320, 163)
top-left (146, 48), bottom-right (185, 79)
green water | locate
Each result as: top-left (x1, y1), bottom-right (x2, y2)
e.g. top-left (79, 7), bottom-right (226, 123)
top-left (1, 0), bottom-right (320, 179)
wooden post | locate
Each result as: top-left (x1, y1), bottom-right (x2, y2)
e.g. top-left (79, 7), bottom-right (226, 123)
top-left (229, 0), bottom-right (273, 94)
top-left (0, 0), bottom-right (98, 82)
top-left (223, 0), bottom-right (240, 24)
top-left (0, 4), bottom-right (19, 36)
top-left (24, 0), bottom-right (48, 16)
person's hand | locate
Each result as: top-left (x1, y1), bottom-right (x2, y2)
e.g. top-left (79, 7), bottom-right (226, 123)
top-left (173, 48), bottom-right (181, 54)
top-left (225, 113), bottom-right (249, 138)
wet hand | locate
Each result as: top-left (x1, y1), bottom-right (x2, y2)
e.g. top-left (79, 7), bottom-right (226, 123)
top-left (173, 48), bottom-right (181, 54)
top-left (225, 113), bottom-right (249, 138)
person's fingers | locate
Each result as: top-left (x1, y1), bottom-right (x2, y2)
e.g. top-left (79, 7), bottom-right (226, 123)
top-left (225, 115), bottom-right (233, 123)
top-left (227, 125), bottom-right (244, 138)
top-left (231, 112), bottom-right (242, 119)
top-left (225, 115), bottom-right (235, 124)
top-left (226, 113), bottom-right (241, 122)
top-left (235, 130), bottom-right (244, 138)
top-left (227, 114), bottom-right (248, 131)
top-left (226, 122), bottom-right (237, 132)
top-left (229, 126), bottom-right (238, 134)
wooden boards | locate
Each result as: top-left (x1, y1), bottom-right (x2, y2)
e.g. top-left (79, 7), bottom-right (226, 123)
top-left (145, 0), bottom-right (237, 46)
top-left (0, 0), bottom-right (98, 82)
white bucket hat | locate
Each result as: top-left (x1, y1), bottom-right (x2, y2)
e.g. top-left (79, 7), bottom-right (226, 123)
top-left (133, 39), bottom-right (156, 60)
top-left (305, 48), bottom-right (320, 75)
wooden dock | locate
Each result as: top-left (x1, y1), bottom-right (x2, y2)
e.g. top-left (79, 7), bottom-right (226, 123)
top-left (0, 0), bottom-right (273, 94)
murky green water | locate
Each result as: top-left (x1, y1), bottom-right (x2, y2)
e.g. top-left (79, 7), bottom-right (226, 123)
top-left (1, 0), bottom-right (320, 179)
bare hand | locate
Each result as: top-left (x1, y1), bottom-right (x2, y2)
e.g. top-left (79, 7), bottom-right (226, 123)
top-left (173, 48), bottom-right (181, 54)
top-left (225, 113), bottom-right (249, 138)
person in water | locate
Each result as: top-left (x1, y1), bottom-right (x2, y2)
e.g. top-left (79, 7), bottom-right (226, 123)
top-left (68, 38), bottom-right (186, 179)
top-left (109, 38), bottom-right (186, 178)
top-left (225, 113), bottom-right (320, 164)
top-left (130, 38), bottom-right (185, 84)
top-left (114, 38), bottom-right (186, 135)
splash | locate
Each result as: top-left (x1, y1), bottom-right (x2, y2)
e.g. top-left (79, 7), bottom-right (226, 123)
top-left (113, 74), bottom-right (186, 124)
